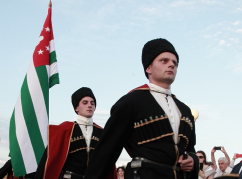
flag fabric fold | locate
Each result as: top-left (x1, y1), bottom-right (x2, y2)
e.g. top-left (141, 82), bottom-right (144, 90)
top-left (9, 6), bottom-right (59, 177)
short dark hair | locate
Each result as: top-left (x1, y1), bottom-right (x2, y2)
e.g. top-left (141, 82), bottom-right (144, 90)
top-left (117, 166), bottom-right (125, 173)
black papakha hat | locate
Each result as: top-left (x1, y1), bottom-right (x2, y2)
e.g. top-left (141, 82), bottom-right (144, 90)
top-left (71, 87), bottom-right (96, 114)
top-left (142, 38), bottom-right (179, 78)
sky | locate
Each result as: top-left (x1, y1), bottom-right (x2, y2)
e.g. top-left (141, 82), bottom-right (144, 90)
top-left (1, 0), bottom-right (242, 170)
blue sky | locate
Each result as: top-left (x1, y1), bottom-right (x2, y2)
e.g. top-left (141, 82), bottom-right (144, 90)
top-left (1, 0), bottom-right (242, 168)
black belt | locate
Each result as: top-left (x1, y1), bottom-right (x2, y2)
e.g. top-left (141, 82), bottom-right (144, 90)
top-left (131, 157), bottom-right (181, 179)
top-left (62, 171), bottom-right (84, 179)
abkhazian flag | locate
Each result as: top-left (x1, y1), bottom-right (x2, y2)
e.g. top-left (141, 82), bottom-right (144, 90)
top-left (9, 5), bottom-right (59, 177)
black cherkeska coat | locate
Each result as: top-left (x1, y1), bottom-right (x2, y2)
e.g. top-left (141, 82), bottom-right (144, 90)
top-left (84, 84), bottom-right (199, 179)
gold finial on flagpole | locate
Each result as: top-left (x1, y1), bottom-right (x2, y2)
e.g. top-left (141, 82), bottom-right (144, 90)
top-left (49, 0), bottom-right (52, 8)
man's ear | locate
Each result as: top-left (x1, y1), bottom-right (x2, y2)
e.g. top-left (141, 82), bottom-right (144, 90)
top-left (146, 65), bottom-right (151, 75)
top-left (75, 106), bottom-right (78, 113)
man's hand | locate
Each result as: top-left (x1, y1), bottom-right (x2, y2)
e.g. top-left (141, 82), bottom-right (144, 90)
top-left (233, 153), bottom-right (238, 160)
top-left (211, 147), bottom-right (216, 154)
top-left (178, 155), bottom-right (194, 172)
top-left (199, 170), bottom-right (206, 179)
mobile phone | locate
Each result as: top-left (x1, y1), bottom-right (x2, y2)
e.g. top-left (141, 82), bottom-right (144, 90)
top-left (214, 147), bottom-right (221, 150)
top-left (236, 154), bottom-right (242, 158)
top-left (200, 163), bottom-right (204, 170)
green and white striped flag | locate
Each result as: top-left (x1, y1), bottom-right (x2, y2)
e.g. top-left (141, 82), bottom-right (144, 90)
top-left (9, 5), bottom-right (59, 177)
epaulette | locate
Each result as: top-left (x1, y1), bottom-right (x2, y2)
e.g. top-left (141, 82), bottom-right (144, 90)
top-left (93, 123), bottom-right (103, 129)
top-left (128, 84), bottom-right (150, 93)
top-left (172, 94), bottom-right (177, 99)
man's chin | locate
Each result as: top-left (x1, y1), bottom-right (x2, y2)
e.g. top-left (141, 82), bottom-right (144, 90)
top-left (163, 78), bottom-right (175, 84)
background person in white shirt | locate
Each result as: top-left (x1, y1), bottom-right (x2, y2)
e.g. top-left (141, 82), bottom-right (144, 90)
top-left (211, 146), bottom-right (232, 178)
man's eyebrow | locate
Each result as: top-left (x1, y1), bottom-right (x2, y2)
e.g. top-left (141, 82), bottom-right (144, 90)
top-left (82, 100), bottom-right (94, 102)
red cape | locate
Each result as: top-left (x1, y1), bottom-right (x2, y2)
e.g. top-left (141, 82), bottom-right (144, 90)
top-left (43, 121), bottom-right (117, 179)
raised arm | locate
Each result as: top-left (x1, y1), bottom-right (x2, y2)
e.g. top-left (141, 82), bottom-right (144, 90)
top-left (211, 147), bottom-right (217, 170)
top-left (230, 153), bottom-right (238, 168)
top-left (221, 146), bottom-right (230, 165)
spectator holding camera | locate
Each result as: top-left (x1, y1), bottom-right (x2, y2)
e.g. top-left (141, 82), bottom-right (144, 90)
top-left (196, 150), bottom-right (215, 179)
top-left (230, 153), bottom-right (242, 175)
top-left (211, 146), bottom-right (232, 178)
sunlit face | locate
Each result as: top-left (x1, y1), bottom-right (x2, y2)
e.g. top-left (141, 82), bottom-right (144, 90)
top-left (146, 52), bottom-right (178, 88)
top-left (75, 96), bottom-right (95, 118)
top-left (196, 153), bottom-right (205, 163)
top-left (218, 160), bottom-right (228, 172)
top-left (118, 168), bottom-right (124, 177)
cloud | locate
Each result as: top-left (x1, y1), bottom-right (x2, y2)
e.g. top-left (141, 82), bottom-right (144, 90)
top-left (236, 29), bottom-right (242, 33)
top-left (214, 31), bottom-right (222, 36)
top-left (224, 60), bottom-right (242, 74)
top-left (140, 7), bottom-right (157, 15)
top-left (204, 35), bottom-right (211, 38)
top-left (202, 20), bottom-right (242, 50)
top-left (170, 0), bottom-right (196, 7)
top-left (97, 4), bottom-right (116, 18)
top-left (94, 110), bottom-right (109, 115)
top-left (236, 7), bottom-right (242, 11)
top-left (170, 0), bottom-right (223, 8)
top-left (229, 38), bottom-right (239, 43)
top-left (233, 66), bottom-right (242, 74)
top-left (219, 40), bottom-right (225, 45)
top-left (233, 21), bottom-right (240, 26)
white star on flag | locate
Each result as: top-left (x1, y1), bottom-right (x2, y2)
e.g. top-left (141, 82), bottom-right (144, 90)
top-left (45, 27), bottom-right (50, 32)
top-left (45, 46), bottom-right (50, 51)
top-left (38, 49), bottom-right (44, 55)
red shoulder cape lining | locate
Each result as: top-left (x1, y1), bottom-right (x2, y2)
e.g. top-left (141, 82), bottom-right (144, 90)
top-left (128, 84), bottom-right (177, 98)
top-left (43, 121), bottom-right (117, 179)
top-left (128, 84), bottom-right (149, 93)
top-left (44, 121), bottom-right (74, 179)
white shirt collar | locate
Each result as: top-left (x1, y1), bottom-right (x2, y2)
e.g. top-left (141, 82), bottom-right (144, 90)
top-left (149, 83), bottom-right (172, 95)
top-left (76, 115), bottom-right (93, 126)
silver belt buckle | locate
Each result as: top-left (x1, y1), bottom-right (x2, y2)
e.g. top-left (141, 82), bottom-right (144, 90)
top-left (63, 174), bottom-right (71, 179)
top-left (131, 159), bottom-right (142, 168)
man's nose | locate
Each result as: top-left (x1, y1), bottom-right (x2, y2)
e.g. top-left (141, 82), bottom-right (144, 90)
top-left (169, 61), bottom-right (175, 68)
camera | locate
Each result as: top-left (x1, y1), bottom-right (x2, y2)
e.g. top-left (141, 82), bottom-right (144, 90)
top-left (214, 146), bottom-right (221, 150)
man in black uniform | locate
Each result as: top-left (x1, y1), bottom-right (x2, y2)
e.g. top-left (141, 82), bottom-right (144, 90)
top-left (35, 87), bottom-right (117, 179)
top-left (84, 38), bottom-right (199, 179)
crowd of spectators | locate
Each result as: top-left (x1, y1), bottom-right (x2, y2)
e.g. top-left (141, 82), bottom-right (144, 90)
top-left (197, 146), bottom-right (242, 179)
